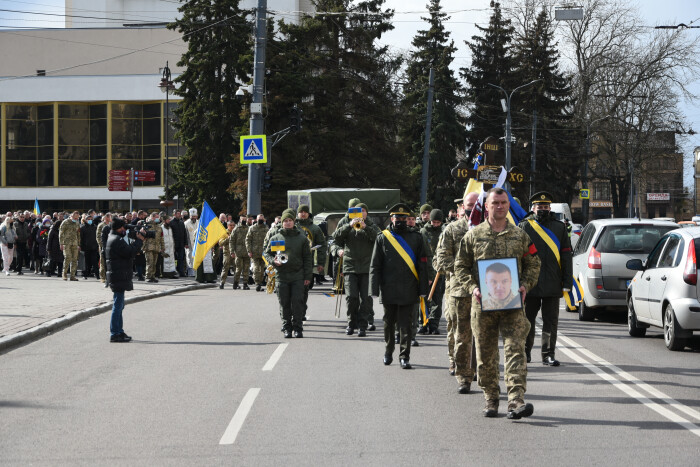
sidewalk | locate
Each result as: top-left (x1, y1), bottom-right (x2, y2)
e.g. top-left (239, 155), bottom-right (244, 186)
top-left (0, 272), bottom-right (214, 350)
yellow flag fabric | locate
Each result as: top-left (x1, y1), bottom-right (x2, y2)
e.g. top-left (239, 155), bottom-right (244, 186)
top-left (463, 179), bottom-right (482, 200)
top-left (192, 201), bottom-right (228, 270)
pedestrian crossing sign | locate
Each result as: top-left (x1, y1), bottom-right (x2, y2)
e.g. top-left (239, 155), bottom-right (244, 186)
top-left (579, 189), bottom-right (590, 200)
top-left (240, 135), bottom-right (267, 164)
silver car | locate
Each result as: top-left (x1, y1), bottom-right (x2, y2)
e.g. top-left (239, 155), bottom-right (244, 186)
top-left (626, 227), bottom-right (700, 350)
top-left (572, 218), bottom-right (679, 321)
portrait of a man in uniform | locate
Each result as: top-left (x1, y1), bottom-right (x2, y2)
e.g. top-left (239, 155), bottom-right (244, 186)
top-left (478, 259), bottom-right (521, 312)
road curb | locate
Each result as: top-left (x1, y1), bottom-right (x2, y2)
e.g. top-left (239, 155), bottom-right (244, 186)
top-left (0, 283), bottom-right (216, 354)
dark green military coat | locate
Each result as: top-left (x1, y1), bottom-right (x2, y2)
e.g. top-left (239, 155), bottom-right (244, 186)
top-left (263, 227), bottom-right (313, 283)
top-left (296, 217), bottom-right (327, 269)
top-left (331, 218), bottom-right (380, 274)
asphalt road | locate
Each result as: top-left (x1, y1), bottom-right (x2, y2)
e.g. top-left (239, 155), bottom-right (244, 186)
top-left (1, 284), bottom-right (698, 466)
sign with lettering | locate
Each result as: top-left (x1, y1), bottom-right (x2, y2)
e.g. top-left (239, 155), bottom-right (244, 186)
top-left (646, 193), bottom-right (670, 201)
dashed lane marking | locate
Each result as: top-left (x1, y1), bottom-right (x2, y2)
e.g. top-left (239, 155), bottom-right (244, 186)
top-left (262, 343), bottom-right (288, 371)
top-left (219, 388), bottom-right (260, 445)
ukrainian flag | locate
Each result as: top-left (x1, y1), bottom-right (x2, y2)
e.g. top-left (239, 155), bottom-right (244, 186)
top-left (564, 276), bottom-right (584, 310)
top-left (348, 207), bottom-right (362, 219)
top-left (33, 198), bottom-right (40, 216)
top-left (192, 201), bottom-right (228, 270)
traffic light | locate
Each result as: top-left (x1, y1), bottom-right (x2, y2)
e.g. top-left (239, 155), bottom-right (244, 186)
top-left (262, 166), bottom-right (273, 191)
top-left (289, 105), bottom-right (303, 133)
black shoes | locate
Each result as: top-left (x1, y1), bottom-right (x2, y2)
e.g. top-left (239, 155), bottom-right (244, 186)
top-left (526, 350), bottom-right (531, 363)
top-left (283, 330), bottom-right (293, 338)
top-left (483, 400), bottom-right (499, 418)
top-left (458, 384), bottom-right (471, 394)
top-left (383, 354), bottom-right (393, 365)
top-left (543, 356), bottom-right (560, 366)
top-left (417, 326), bottom-right (428, 335)
top-left (449, 363), bottom-right (455, 376)
top-left (346, 326), bottom-right (354, 336)
top-left (411, 338), bottom-right (419, 347)
top-left (506, 399), bottom-right (534, 420)
top-left (357, 329), bottom-right (367, 337)
top-left (233, 282), bottom-right (240, 289)
top-left (294, 331), bottom-right (303, 338)
top-left (137, 276), bottom-right (145, 281)
top-left (256, 285), bottom-right (262, 292)
top-left (147, 278), bottom-right (158, 283)
top-left (400, 359), bottom-right (412, 369)
top-left (430, 329), bottom-right (440, 335)
top-left (110, 332), bottom-right (132, 343)
top-left (368, 324), bottom-right (376, 331)
top-left (394, 333), bottom-right (399, 344)
top-left (219, 283), bottom-right (224, 289)
top-left (243, 283), bottom-right (250, 290)
top-left (302, 316), bottom-right (307, 321)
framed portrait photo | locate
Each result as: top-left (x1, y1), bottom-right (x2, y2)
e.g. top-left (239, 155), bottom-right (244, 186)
top-left (477, 258), bottom-right (522, 312)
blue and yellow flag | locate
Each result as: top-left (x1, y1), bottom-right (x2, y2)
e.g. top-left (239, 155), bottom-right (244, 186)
top-left (33, 198), bottom-right (40, 216)
top-left (564, 276), bottom-right (584, 310)
top-left (270, 240), bottom-right (285, 252)
top-left (192, 201), bottom-right (228, 270)
top-left (348, 207), bottom-right (362, 219)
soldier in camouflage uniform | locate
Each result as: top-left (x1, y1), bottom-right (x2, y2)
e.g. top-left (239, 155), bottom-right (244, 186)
top-left (59, 211), bottom-right (81, 281)
top-left (230, 215), bottom-right (250, 290)
top-left (143, 212), bottom-right (164, 283)
top-left (96, 213), bottom-right (111, 283)
top-left (454, 187), bottom-right (540, 420)
top-left (419, 209), bottom-right (445, 334)
top-left (246, 214), bottom-right (268, 291)
top-left (218, 221), bottom-right (235, 289)
top-left (435, 192), bottom-right (479, 393)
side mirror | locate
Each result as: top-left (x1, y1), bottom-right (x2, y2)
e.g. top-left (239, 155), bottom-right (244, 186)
top-left (626, 259), bottom-right (644, 271)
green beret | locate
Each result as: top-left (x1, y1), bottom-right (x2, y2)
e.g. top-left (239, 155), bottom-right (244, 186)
top-left (281, 211), bottom-right (295, 222)
top-left (348, 198), bottom-right (361, 208)
top-left (298, 204), bottom-right (310, 214)
top-left (429, 209), bottom-right (444, 222)
top-left (420, 204), bottom-right (433, 214)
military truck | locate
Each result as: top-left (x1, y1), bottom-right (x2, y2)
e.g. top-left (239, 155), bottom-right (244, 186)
top-left (287, 188), bottom-right (401, 237)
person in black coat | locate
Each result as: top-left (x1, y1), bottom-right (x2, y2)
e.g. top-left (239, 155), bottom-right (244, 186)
top-left (35, 220), bottom-right (50, 274)
top-left (47, 219), bottom-right (64, 277)
top-left (370, 203), bottom-right (429, 369)
top-left (170, 209), bottom-right (188, 278)
top-left (105, 218), bottom-right (145, 342)
top-left (80, 214), bottom-right (99, 279)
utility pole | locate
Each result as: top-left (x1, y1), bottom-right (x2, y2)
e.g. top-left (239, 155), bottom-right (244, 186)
top-left (246, 0), bottom-right (267, 216)
top-left (419, 67), bottom-right (435, 206)
top-left (530, 110), bottom-right (537, 198)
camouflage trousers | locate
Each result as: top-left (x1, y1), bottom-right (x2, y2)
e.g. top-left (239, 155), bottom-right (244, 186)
top-left (62, 244), bottom-right (79, 279)
top-left (472, 298), bottom-right (530, 402)
top-left (220, 256), bottom-right (233, 284)
top-left (234, 256), bottom-right (250, 282)
top-left (144, 251), bottom-right (159, 279)
top-left (251, 257), bottom-right (265, 285)
top-left (445, 295), bottom-right (456, 366)
top-left (99, 250), bottom-right (106, 281)
top-left (451, 296), bottom-right (476, 386)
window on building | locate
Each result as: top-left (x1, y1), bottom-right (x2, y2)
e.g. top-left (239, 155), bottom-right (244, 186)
top-left (5, 104), bottom-right (54, 187)
top-left (111, 103), bottom-right (161, 187)
top-left (58, 103), bottom-right (106, 186)
top-left (593, 181), bottom-right (610, 200)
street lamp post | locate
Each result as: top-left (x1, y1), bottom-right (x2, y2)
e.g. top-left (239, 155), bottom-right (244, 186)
top-left (487, 80), bottom-right (541, 188)
top-left (158, 61), bottom-right (175, 208)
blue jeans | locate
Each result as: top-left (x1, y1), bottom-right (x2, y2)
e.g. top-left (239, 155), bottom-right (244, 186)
top-left (111, 291), bottom-right (125, 336)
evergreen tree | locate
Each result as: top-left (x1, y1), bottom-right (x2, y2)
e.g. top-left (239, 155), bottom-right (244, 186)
top-left (460, 1), bottom-right (518, 161)
top-left (511, 8), bottom-right (579, 203)
top-left (400, 0), bottom-right (467, 212)
top-left (168, 0), bottom-right (252, 213)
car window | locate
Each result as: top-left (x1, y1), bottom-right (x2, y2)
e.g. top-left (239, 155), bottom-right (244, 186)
top-left (645, 237), bottom-right (668, 270)
top-left (575, 224), bottom-right (596, 255)
top-left (658, 235), bottom-right (682, 268)
top-left (595, 225), bottom-right (678, 254)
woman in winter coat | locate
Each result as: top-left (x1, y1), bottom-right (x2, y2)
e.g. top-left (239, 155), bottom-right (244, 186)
top-left (47, 219), bottom-right (64, 277)
top-left (35, 219), bottom-right (51, 274)
top-left (30, 220), bottom-right (41, 273)
top-left (0, 216), bottom-right (17, 275)
top-left (80, 214), bottom-right (99, 279)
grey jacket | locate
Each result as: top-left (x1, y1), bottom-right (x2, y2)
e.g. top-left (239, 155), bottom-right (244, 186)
top-left (0, 223), bottom-right (17, 245)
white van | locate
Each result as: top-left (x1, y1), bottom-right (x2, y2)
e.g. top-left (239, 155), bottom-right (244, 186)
top-left (550, 203), bottom-right (572, 223)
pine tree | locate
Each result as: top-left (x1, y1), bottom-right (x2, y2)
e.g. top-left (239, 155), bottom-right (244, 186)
top-left (511, 8), bottom-right (579, 203)
top-left (400, 0), bottom-right (467, 212)
top-left (168, 0), bottom-right (252, 214)
top-left (460, 1), bottom-right (518, 161)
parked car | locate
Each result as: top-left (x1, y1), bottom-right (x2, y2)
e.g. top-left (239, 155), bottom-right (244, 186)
top-left (678, 221), bottom-right (697, 228)
top-left (572, 218), bottom-right (679, 321)
top-left (570, 223), bottom-right (583, 250)
top-left (626, 227), bottom-right (700, 350)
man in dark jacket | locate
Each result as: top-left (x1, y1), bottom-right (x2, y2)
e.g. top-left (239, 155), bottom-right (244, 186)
top-left (419, 209), bottom-right (445, 334)
top-left (13, 213), bottom-right (30, 274)
top-left (106, 218), bottom-right (145, 342)
top-left (370, 203), bottom-right (430, 369)
top-left (518, 191), bottom-right (573, 367)
top-left (80, 214), bottom-right (99, 279)
top-left (47, 219), bottom-right (63, 277)
top-left (170, 209), bottom-right (188, 278)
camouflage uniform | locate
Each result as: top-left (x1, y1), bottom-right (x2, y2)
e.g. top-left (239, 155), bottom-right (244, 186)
top-left (230, 223), bottom-right (250, 284)
top-left (482, 290), bottom-right (521, 311)
top-left (143, 221), bottom-right (164, 280)
top-left (219, 231), bottom-right (234, 284)
top-left (436, 217), bottom-right (476, 386)
top-left (96, 220), bottom-right (108, 282)
top-left (454, 221), bottom-right (540, 404)
top-left (58, 218), bottom-right (80, 279)
top-left (246, 223), bottom-right (268, 285)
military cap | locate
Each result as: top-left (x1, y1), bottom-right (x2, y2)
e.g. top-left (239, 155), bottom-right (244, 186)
top-left (298, 204), bottom-right (310, 214)
top-left (530, 191), bottom-right (554, 205)
top-left (429, 209), bottom-right (444, 222)
top-left (389, 203), bottom-right (412, 217)
top-left (281, 211), bottom-right (295, 222)
top-left (419, 203), bottom-right (433, 214)
top-left (355, 202), bottom-right (368, 211)
top-left (282, 208), bottom-right (295, 217)
top-left (453, 198), bottom-right (463, 204)
top-left (348, 198), bottom-right (362, 208)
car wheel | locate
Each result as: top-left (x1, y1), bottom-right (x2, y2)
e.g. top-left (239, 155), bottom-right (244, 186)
top-left (578, 299), bottom-right (595, 322)
top-left (663, 304), bottom-right (686, 351)
top-left (627, 299), bottom-right (646, 337)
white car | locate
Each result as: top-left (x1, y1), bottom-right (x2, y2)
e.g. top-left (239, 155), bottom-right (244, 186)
top-left (626, 227), bottom-right (700, 350)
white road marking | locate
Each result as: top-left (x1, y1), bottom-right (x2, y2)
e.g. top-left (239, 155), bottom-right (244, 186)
top-left (537, 322), bottom-right (700, 439)
top-left (219, 388), bottom-right (260, 445)
top-left (262, 343), bottom-right (288, 371)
